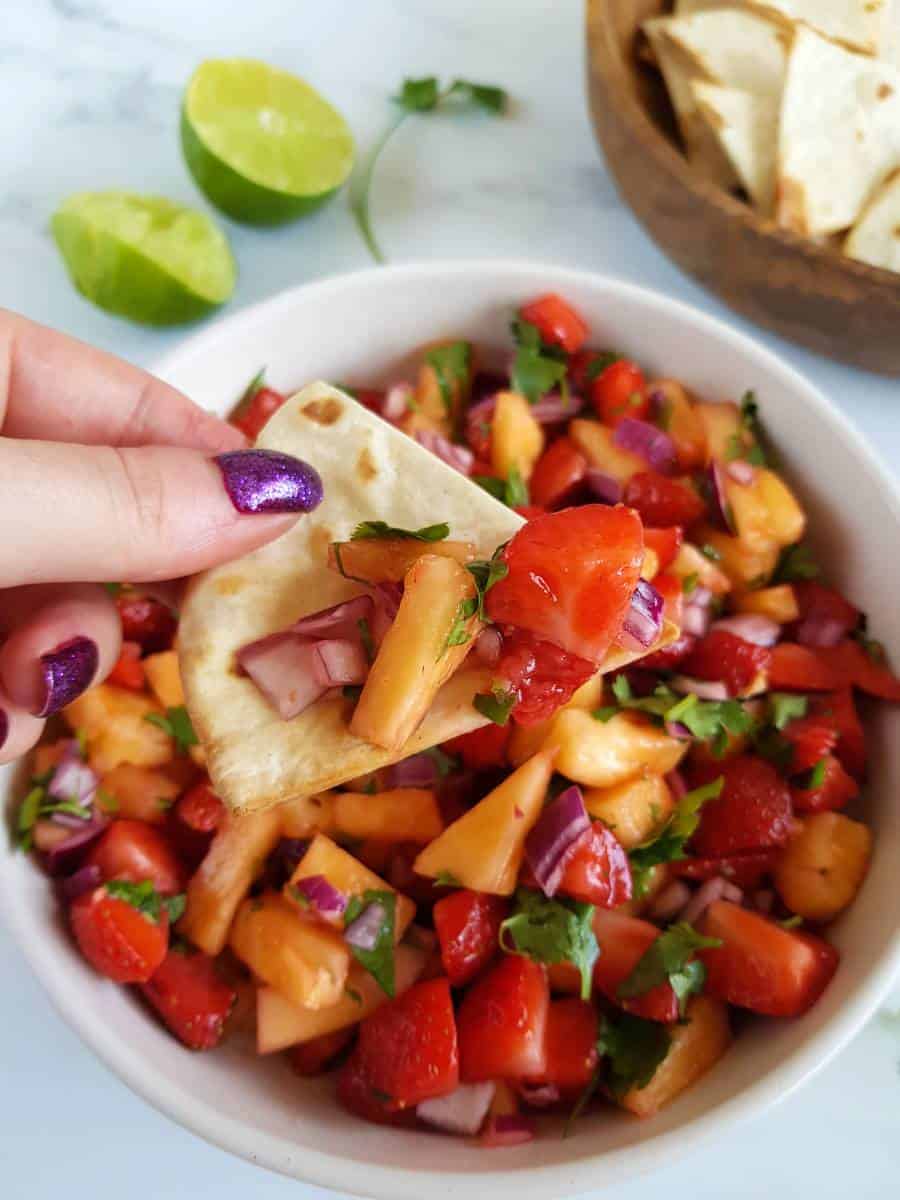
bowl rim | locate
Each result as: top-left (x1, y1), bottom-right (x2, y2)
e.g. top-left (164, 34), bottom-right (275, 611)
top-left (5, 258), bottom-right (900, 1199)
top-left (584, 0), bottom-right (900, 297)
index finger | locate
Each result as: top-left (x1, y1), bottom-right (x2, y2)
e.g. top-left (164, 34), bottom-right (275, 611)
top-left (0, 309), bottom-right (244, 454)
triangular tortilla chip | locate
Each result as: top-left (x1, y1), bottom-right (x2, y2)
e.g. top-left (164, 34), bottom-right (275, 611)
top-left (692, 81), bottom-right (780, 213)
top-left (675, 0), bottom-right (887, 56)
top-left (777, 28), bottom-right (900, 235)
top-left (655, 10), bottom-right (789, 97)
top-left (845, 168), bottom-right (900, 271)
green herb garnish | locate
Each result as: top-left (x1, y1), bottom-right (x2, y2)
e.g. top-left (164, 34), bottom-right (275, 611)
top-left (773, 543), bottom-right (820, 583)
top-left (432, 870), bottom-right (462, 889)
top-left (473, 469), bottom-right (530, 509)
top-left (597, 1012), bottom-right (671, 1098)
top-left (444, 596), bottom-right (479, 652)
top-left (425, 341), bottom-right (472, 416)
top-left (500, 888), bottom-right (598, 1001)
top-left (510, 317), bottom-right (567, 403)
top-left (474, 683), bottom-right (516, 726)
top-left (105, 880), bottom-right (185, 924)
top-left (628, 777), bottom-right (724, 896)
top-left (769, 693), bottom-right (808, 730)
top-left (144, 705), bottom-right (198, 754)
top-left (350, 521), bottom-right (450, 542)
top-left (617, 922), bottom-right (721, 1016)
top-left (344, 889), bottom-right (397, 997)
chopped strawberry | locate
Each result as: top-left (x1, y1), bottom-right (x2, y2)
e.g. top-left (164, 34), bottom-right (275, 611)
top-left (555, 822), bottom-right (632, 908)
top-left (791, 754), bottom-right (860, 813)
top-left (86, 819), bottom-right (185, 896)
top-left (623, 471), bottom-right (706, 528)
top-left (691, 755), bottom-right (793, 858)
top-left (592, 360), bottom-right (649, 424)
top-left (443, 723), bottom-right (511, 770)
top-left (792, 582), bottom-right (859, 646)
top-left (813, 689), bottom-right (866, 779)
top-left (174, 780), bottom-right (226, 835)
top-left (519, 293), bottom-right (589, 354)
top-left (116, 592), bottom-right (177, 654)
top-left (458, 956), bottom-right (550, 1082)
top-left (290, 1028), bottom-right (354, 1076)
top-left (672, 850), bottom-right (778, 890)
top-left (232, 385), bottom-right (287, 440)
top-left (782, 713), bottom-right (838, 773)
top-left (433, 890), bottom-right (507, 987)
top-left (529, 438), bottom-right (588, 509)
top-left (768, 643), bottom-right (841, 691)
top-left (640, 631), bottom-right (697, 671)
top-left (107, 641), bottom-right (145, 690)
top-left (486, 505), bottom-right (644, 664)
top-left (643, 526), bottom-right (684, 572)
top-left (819, 639), bottom-right (900, 701)
top-left (141, 945), bottom-right (236, 1050)
top-left (514, 504), bottom-right (548, 521)
top-left (337, 1052), bottom-right (416, 1126)
top-left (497, 628), bottom-right (596, 726)
top-left (523, 998), bottom-right (599, 1096)
top-left (681, 630), bottom-right (771, 696)
top-left (70, 885), bottom-right (169, 984)
top-left (592, 909), bottom-right (679, 1022)
top-left (699, 901), bottom-right (838, 1017)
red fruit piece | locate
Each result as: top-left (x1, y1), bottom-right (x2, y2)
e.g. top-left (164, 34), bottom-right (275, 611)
top-left (86, 819), bottom-right (185, 896)
top-left (529, 437), bottom-right (588, 509)
top-left (813, 689), bottom-right (866, 779)
top-left (352, 978), bottom-right (459, 1109)
top-left (174, 780), bottom-right (226, 835)
top-left (141, 945), bottom-right (236, 1050)
top-left (116, 592), bottom-right (177, 654)
top-left (556, 821), bottom-right (633, 908)
top-left (107, 641), bottom-right (145, 691)
top-left (458, 956), bottom-right (550, 1082)
top-left (486, 505), bottom-right (644, 665)
top-left (433, 890), bottom-right (507, 987)
top-left (768, 643), bottom-right (840, 691)
top-left (336, 1053), bottom-right (416, 1126)
top-left (791, 754), bottom-right (860, 814)
top-left (644, 526), bottom-right (684, 572)
top-left (640, 632), bottom-right (697, 672)
top-left (591, 360), bottom-right (648, 425)
top-left (819, 639), bottom-right (900, 701)
top-left (691, 755), bottom-right (793, 858)
top-left (681, 630), bottom-right (771, 696)
top-left (672, 850), bottom-right (778, 890)
top-left (289, 1028), bottom-right (354, 1076)
top-left (792, 582), bottom-right (859, 646)
top-left (623, 471), bottom-right (706, 528)
top-left (699, 900), bottom-right (838, 1017)
top-left (782, 713), bottom-right (838, 773)
top-left (70, 885), bottom-right (169, 984)
top-left (497, 627), bottom-right (596, 726)
top-left (443, 724), bottom-right (510, 770)
top-left (232, 386), bottom-right (287, 440)
top-left (519, 293), bottom-right (589, 354)
top-left (591, 909), bottom-right (678, 1023)
top-left (524, 998), bottom-right (599, 1096)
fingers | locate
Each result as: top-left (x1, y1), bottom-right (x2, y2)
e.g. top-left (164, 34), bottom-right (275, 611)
top-left (0, 441), bottom-right (321, 587)
top-left (0, 583), bottom-right (121, 715)
top-left (0, 694), bottom-right (45, 765)
top-left (0, 309), bottom-right (245, 454)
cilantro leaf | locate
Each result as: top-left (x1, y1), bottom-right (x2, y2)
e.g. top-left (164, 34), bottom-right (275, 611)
top-left (144, 705), bottom-right (198, 754)
top-left (234, 365), bottom-right (266, 411)
top-left (779, 914), bottom-right (803, 930)
top-left (773, 543), bottom-right (820, 583)
top-left (395, 76), bottom-right (440, 112)
top-left (617, 922), bottom-right (721, 1016)
top-left (584, 351), bottom-right (623, 381)
top-left (344, 889), bottom-right (396, 997)
top-left (102, 582), bottom-right (123, 598)
top-left (500, 888), bottom-right (598, 1001)
top-left (16, 786), bottom-right (44, 851)
top-left (606, 676), bottom-right (756, 749)
top-left (432, 870), bottom-right (461, 889)
top-left (628, 777), bottom-right (724, 895)
top-left (474, 684), bottom-right (516, 726)
top-left (350, 521), bottom-right (450, 542)
top-left (444, 596), bottom-right (479, 652)
top-left (163, 893), bottom-right (187, 923)
top-left (597, 1012), bottom-right (671, 1098)
top-left (682, 573), bottom-right (699, 596)
top-left (425, 341), bottom-right (472, 416)
top-left (700, 542), bottom-right (722, 562)
top-left (446, 79), bottom-right (508, 112)
top-left (105, 879), bottom-right (167, 923)
top-left (473, 470), bottom-right (530, 509)
top-left (510, 317), bottom-right (568, 402)
top-left (769, 692), bottom-right (808, 730)
top-left (466, 546), bottom-right (509, 619)
top-left (799, 758), bottom-right (828, 790)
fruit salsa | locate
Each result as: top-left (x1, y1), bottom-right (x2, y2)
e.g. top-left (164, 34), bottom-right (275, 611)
top-left (17, 292), bottom-right (898, 1143)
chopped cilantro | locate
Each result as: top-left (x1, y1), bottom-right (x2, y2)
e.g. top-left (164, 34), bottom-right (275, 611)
top-left (105, 879), bottom-right (174, 923)
top-left (432, 870), bottom-right (461, 889)
top-left (357, 617), bottom-right (375, 663)
top-left (773, 543), bottom-right (820, 583)
top-left (474, 683), bottom-right (516, 726)
top-left (799, 758), bottom-right (828, 790)
top-left (395, 76), bottom-right (440, 111)
top-left (102, 582), bottom-right (123, 598)
top-left (163, 893), bottom-right (187, 923)
top-left (344, 890), bottom-right (396, 997)
top-left (584, 351), bottom-right (623, 381)
top-left (769, 693), bottom-right (808, 730)
top-left (234, 365), bottom-right (266, 412)
top-left (144, 705), bottom-right (198, 754)
top-left (16, 787), bottom-right (44, 851)
top-left (598, 1011), bottom-right (671, 1098)
top-left (500, 888), bottom-right (598, 1001)
top-left (510, 317), bottom-right (568, 403)
top-left (700, 543), bottom-right (722, 562)
top-left (605, 675), bottom-right (756, 749)
top-left (617, 922), bottom-right (721, 1016)
top-left (425, 341), bottom-right (472, 415)
top-left (342, 685), bottom-right (363, 702)
top-left (753, 725), bottom-right (794, 771)
top-left (682, 572), bottom-right (699, 596)
top-left (779, 915), bottom-right (803, 930)
top-left (628, 777), bottom-right (724, 896)
top-left (96, 788), bottom-right (118, 815)
top-left (592, 705), bottom-right (619, 723)
top-left (350, 521), bottom-right (450, 542)
top-left (473, 469), bottom-right (530, 510)
top-left (444, 596), bottom-right (479, 652)
top-left (288, 884), bottom-right (312, 909)
top-left (466, 545), bottom-right (509, 619)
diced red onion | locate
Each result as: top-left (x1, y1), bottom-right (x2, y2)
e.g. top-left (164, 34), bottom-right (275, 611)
top-left (682, 601), bottom-right (712, 638)
top-left (680, 877), bottom-right (744, 925)
top-left (524, 785), bottom-right (590, 898)
top-left (670, 675), bottom-right (730, 701)
top-left (314, 639), bottom-right (368, 686)
top-left (647, 388), bottom-right (667, 419)
top-left (753, 888), bottom-right (774, 914)
top-left (480, 1115), bottom-right (536, 1147)
top-left (665, 720), bottom-right (692, 741)
top-left (386, 753), bottom-right (440, 789)
top-left (370, 582), bottom-right (403, 646)
top-left (727, 460), bottom-right (756, 486)
top-left (345, 900), bottom-right (386, 951)
top-left (704, 461), bottom-right (736, 534)
top-left (292, 595), bottom-right (374, 640)
top-left (294, 873), bottom-right (347, 918)
top-left (795, 615), bottom-right (847, 649)
top-left (530, 392), bottom-right (584, 424)
top-left (648, 879), bottom-right (692, 922)
top-left (712, 615), bottom-right (780, 647)
top-left (665, 769), bottom-right (688, 801)
top-left (614, 417), bottom-right (677, 475)
top-left (585, 470), bottom-right (622, 504)
top-left (415, 431), bottom-right (474, 475)
top-left (39, 814), bottom-right (108, 877)
top-left (417, 1082), bottom-right (496, 1136)
top-left (382, 382), bottom-right (413, 422)
top-left (59, 864), bottom-right (103, 902)
top-left (691, 585), bottom-right (714, 609)
top-left (619, 579), bottom-right (664, 652)
top-left (238, 634), bottom-right (330, 720)
top-left (475, 626), bottom-right (503, 667)
top-left (517, 1082), bottom-right (561, 1108)
top-left (47, 750), bottom-right (98, 818)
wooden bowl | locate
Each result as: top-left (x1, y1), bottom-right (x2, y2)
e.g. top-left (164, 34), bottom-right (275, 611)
top-left (585, 0), bottom-right (900, 375)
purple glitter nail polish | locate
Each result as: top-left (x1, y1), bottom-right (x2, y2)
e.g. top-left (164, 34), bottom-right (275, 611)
top-left (0, 708), bottom-right (7, 751)
top-left (215, 450), bottom-right (324, 515)
top-left (39, 637), bottom-right (99, 717)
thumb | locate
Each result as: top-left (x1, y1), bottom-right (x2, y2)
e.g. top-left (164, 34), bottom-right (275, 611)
top-left (1, 441), bottom-right (323, 587)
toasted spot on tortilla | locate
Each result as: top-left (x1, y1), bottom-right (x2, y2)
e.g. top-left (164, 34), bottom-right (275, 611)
top-left (776, 176), bottom-right (808, 235)
top-left (356, 447), bottom-right (378, 482)
top-left (215, 576), bottom-right (246, 596)
top-left (877, 82), bottom-right (894, 99)
top-left (301, 397), bottom-right (343, 425)
top-left (308, 523), bottom-right (334, 560)
top-left (893, 225), bottom-right (900, 238)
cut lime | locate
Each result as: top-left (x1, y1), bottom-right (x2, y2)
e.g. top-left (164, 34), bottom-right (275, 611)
top-left (181, 58), bottom-right (355, 225)
top-left (52, 191), bottom-right (236, 326)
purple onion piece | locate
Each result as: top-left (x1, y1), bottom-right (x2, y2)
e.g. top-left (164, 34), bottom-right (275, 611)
top-left (711, 614), bottom-right (780, 647)
top-left (387, 753), bottom-right (440, 789)
top-left (795, 615), bottom-right (847, 648)
top-left (704, 460), bottom-right (736, 534)
top-left (345, 900), bottom-right (386, 950)
top-left (680, 877), bottom-right (743, 926)
top-left (530, 392), bottom-right (584, 424)
top-left (40, 814), bottom-right (108, 877)
top-left (517, 1081), bottom-right (561, 1109)
top-left (665, 769), bottom-right (688, 800)
top-left (727, 459), bottom-right (756, 486)
top-left (613, 417), bottom-right (678, 475)
top-left (670, 675), bottom-right (731, 701)
top-left (414, 431), bottom-right (474, 476)
top-left (665, 720), bottom-right (692, 741)
top-left (524, 785), bottom-right (590, 898)
top-left (59, 863), bottom-right (103, 902)
top-left (585, 470), bottom-right (622, 505)
top-left (295, 873), bottom-right (347, 917)
top-left (292, 595), bottom-right (374, 639)
top-left (47, 756), bottom-right (98, 809)
top-left (647, 879), bottom-right (692, 922)
top-left (681, 602), bottom-right (711, 638)
top-left (417, 1081), bottom-right (496, 1136)
top-left (620, 579), bottom-right (664, 650)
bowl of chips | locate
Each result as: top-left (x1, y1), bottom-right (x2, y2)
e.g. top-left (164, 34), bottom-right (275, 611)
top-left (586, 0), bottom-right (900, 375)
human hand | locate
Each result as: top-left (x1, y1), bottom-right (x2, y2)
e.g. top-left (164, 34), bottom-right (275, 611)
top-left (0, 310), bottom-right (321, 763)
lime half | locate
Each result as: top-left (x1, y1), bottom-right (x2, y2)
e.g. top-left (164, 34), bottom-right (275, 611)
top-left (181, 59), bottom-right (355, 225)
top-left (52, 191), bottom-right (236, 326)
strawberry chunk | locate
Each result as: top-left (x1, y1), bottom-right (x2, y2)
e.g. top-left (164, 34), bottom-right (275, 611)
top-left (640, 632), bottom-right (697, 671)
top-left (108, 641), bottom-right (145, 691)
top-left (591, 360), bottom-right (649, 425)
top-left (433, 890), bottom-right (507, 987)
top-left (529, 437), bottom-right (588, 509)
top-left (591, 909), bottom-right (679, 1022)
top-left (523, 998), bottom-right (599, 1096)
top-left (290, 1028), bottom-right (354, 1076)
top-left (813, 689), bottom-right (866, 779)
top-left (691, 755), bottom-right (793, 858)
top-left (519, 293), bottom-right (589, 354)
top-left (782, 713), bottom-right (838, 773)
top-left (791, 582), bottom-right (859, 647)
top-left (681, 630), bottom-right (771, 696)
top-left (623, 471), bottom-right (706, 528)
top-left (70, 885), bottom-right (169, 984)
top-left (443, 724), bottom-right (510, 770)
top-left (458, 956), bottom-right (550, 1081)
top-left (791, 754), bottom-right (860, 813)
top-left (672, 850), bottom-right (778, 890)
top-left (643, 526), bottom-right (684, 572)
top-left (497, 628), bottom-right (596, 726)
top-left (819, 639), bottom-right (900, 701)
top-left (556, 821), bottom-right (633, 908)
top-left (140, 945), bottom-right (236, 1050)
top-left (116, 592), bottom-right (177, 654)
top-left (232, 385), bottom-right (287, 440)
top-left (768, 643), bottom-right (841, 691)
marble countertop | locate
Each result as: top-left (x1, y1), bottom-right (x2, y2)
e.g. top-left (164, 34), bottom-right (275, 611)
top-left (2, 2), bottom-right (899, 1197)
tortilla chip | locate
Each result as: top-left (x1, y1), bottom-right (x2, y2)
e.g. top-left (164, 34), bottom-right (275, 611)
top-left (675, 0), bottom-right (887, 56)
top-left (845, 168), bottom-right (900, 271)
top-left (656, 10), bottom-right (789, 97)
top-left (777, 28), bottom-right (900, 236)
top-left (692, 81), bottom-right (780, 214)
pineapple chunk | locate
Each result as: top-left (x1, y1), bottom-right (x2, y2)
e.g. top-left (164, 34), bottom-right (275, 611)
top-left (693, 525), bottom-right (780, 590)
top-left (288, 834), bottom-right (415, 936)
top-left (256, 944), bottom-right (427, 1053)
top-left (756, 468), bottom-right (806, 546)
top-left (398, 342), bottom-right (472, 440)
top-left (641, 546), bottom-right (661, 582)
top-left (648, 379), bottom-right (706, 469)
top-left (568, 419), bottom-right (645, 482)
top-left (333, 788), bottom-right (443, 843)
top-left (64, 683), bottom-right (173, 772)
top-left (670, 542), bottom-right (732, 595)
top-left (350, 554), bottom-right (479, 752)
top-left (99, 763), bottom-right (182, 824)
top-left (774, 813), bottom-right (871, 923)
top-left (230, 892), bottom-right (350, 1010)
top-left (278, 792), bottom-right (337, 838)
top-left (584, 775), bottom-right (673, 850)
top-left (734, 584), bottom-right (799, 623)
top-left (142, 650), bottom-right (185, 709)
top-left (490, 391), bottom-right (545, 482)
top-left (546, 710), bottom-right (687, 789)
top-left (619, 994), bottom-right (731, 1117)
top-left (727, 467), bottom-right (806, 554)
top-left (693, 400), bottom-right (743, 462)
top-left (178, 808), bottom-right (281, 955)
top-left (413, 749), bottom-right (555, 894)
top-left (328, 537), bottom-right (476, 583)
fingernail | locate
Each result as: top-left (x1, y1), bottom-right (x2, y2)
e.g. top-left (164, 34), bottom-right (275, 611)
top-left (215, 449), bottom-right (324, 515)
top-left (39, 637), bottom-right (99, 717)
top-left (0, 709), bottom-right (7, 751)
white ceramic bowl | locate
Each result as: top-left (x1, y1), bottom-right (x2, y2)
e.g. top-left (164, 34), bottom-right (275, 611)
top-left (3, 261), bottom-right (900, 1199)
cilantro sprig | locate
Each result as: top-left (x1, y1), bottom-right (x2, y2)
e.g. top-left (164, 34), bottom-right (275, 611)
top-left (474, 683), bottom-right (516, 726)
top-left (567, 1012), bottom-right (671, 1130)
top-left (510, 317), bottom-right (567, 403)
top-left (144, 705), bottom-right (198, 754)
top-left (773, 542), bottom-right (820, 583)
top-left (628, 776), bottom-right (724, 896)
top-left (350, 521), bottom-right (450, 542)
top-left (617, 922), bottom-right (721, 1016)
top-left (500, 888), bottom-right (599, 1000)
top-left (351, 76), bottom-right (508, 263)
top-left (344, 889), bottom-right (396, 997)
top-left (106, 879), bottom-right (186, 924)
top-left (599, 675), bottom-right (755, 757)
top-left (473, 467), bottom-right (529, 509)
top-left (466, 545), bottom-right (509, 620)
top-left (426, 342), bottom-right (472, 418)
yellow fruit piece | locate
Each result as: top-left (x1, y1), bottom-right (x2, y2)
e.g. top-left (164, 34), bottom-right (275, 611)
top-left (693, 400), bottom-right (743, 462)
top-left (774, 812), bottom-right (871, 923)
top-left (333, 788), bottom-right (443, 843)
top-left (649, 379), bottom-right (706, 468)
top-left (178, 807), bottom-right (281, 955)
top-left (328, 537), bottom-right (476, 583)
top-left (671, 542), bottom-right (732, 595)
top-left (619, 994), bottom-right (731, 1117)
top-left (545, 710), bottom-right (687, 789)
top-left (490, 391), bottom-right (545, 482)
top-left (584, 775), bottom-right (673, 850)
top-left (350, 554), bottom-right (479, 752)
top-left (99, 763), bottom-right (182, 824)
top-left (641, 546), bottom-right (661, 581)
top-left (414, 749), bottom-right (555, 895)
top-left (734, 584), bottom-right (799, 623)
top-left (568, 418), bottom-right (645, 482)
top-left (288, 833), bottom-right (415, 936)
top-left (756, 468), bottom-right (806, 546)
top-left (142, 650), bottom-right (185, 709)
top-left (64, 683), bottom-right (173, 772)
top-left (230, 892), bottom-right (350, 1010)
top-left (278, 792), bottom-right (337, 838)
top-left (694, 525), bottom-right (780, 590)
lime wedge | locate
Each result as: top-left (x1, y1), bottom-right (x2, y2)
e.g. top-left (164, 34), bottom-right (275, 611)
top-left (52, 191), bottom-right (236, 326)
top-left (181, 58), bottom-right (355, 225)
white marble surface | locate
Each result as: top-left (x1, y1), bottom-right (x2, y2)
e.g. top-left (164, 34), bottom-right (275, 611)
top-left (2, 1), bottom-right (900, 1196)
